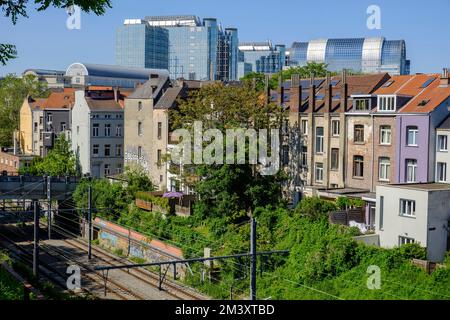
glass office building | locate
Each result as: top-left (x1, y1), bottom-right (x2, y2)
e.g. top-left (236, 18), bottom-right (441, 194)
top-left (116, 19), bottom-right (169, 70)
top-left (116, 15), bottom-right (239, 81)
top-left (238, 42), bottom-right (286, 79)
top-left (289, 37), bottom-right (410, 75)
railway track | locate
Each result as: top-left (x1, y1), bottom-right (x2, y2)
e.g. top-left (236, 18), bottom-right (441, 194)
top-left (0, 224), bottom-right (143, 300)
top-left (48, 223), bottom-right (207, 300)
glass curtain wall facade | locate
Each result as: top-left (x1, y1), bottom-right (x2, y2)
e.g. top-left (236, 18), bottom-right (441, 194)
top-left (289, 37), bottom-right (410, 75)
top-left (116, 15), bottom-right (239, 81)
top-left (238, 42), bottom-right (286, 79)
top-left (116, 20), bottom-right (169, 70)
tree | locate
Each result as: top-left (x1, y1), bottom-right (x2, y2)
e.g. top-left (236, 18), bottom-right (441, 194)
top-left (171, 81), bottom-right (286, 220)
top-left (119, 165), bottom-right (155, 201)
top-left (0, 0), bottom-right (112, 65)
top-left (19, 134), bottom-right (77, 176)
top-left (0, 74), bottom-right (49, 147)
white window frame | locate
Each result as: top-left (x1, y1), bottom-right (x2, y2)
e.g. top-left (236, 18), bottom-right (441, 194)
top-left (301, 119), bottom-right (308, 136)
top-left (380, 125), bottom-right (392, 145)
top-left (437, 134), bottom-right (448, 151)
top-left (315, 127), bottom-right (324, 154)
top-left (379, 157), bottom-right (390, 181)
top-left (399, 236), bottom-right (415, 245)
top-left (331, 120), bottom-right (340, 136)
top-left (406, 159), bottom-right (417, 183)
top-left (400, 199), bottom-right (416, 217)
top-left (315, 163), bottom-right (324, 182)
top-left (437, 162), bottom-right (447, 182)
top-left (377, 95), bottom-right (396, 112)
top-left (407, 126), bottom-right (418, 146)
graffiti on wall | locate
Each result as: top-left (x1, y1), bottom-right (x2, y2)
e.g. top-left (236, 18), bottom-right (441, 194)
top-left (100, 231), bottom-right (118, 247)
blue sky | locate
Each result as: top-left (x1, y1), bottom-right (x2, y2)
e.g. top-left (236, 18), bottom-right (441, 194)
top-left (0, 0), bottom-right (449, 76)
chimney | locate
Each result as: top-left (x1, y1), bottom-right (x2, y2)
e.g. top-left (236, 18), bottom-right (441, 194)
top-left (309, 73), bottom-right (316, 112)
top-left (326, 73), bottom-right (333, 112)
top-left (113, 86), bottom-right (119, 102)
top-left (440, 68), bottom-right (449, 87)
top-left (277, 75), bottom-right (284, 106)
top-left (264, 74), bottom-right (270, 107)
top-left (290, 74), bottom-right (301, 113)
top-left (341, 69), bottom-right (349, 111)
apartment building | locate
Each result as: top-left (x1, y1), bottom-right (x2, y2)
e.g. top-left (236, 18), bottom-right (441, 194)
top-left (435, 115), bottom-right (450, 183)
top-left (376, 183), bottom-right (450, 262)
top-left (19, 88), bottom-right (75, 157)
top-left (71, 88), bottom-right (126, 178)
top-left (277, 71), bottom-right (390, 203)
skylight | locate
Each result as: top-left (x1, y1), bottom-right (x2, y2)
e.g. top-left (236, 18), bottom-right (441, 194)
top-left (420, 78), bottom-right (435, 88)
top-left (382, 80), bottom-right (393, 87)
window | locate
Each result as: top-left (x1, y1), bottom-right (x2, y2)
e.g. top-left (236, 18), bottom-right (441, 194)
top-left (104, 164), bottom-right (110, 176)
top-left (354, 125), bottom-right (364, 143)
top-left (138, 122), bottom-right (143, 136)
top-left (104, 124), bottom-right (111, 137)
top-left (438, 135), bottom-right (448, 151)
top-left (399, 236), bottom-right (415, 245)
top-left (315, 127), bottom-right (324, 153)
top-left (400, 199), bottom-right (416, 217)
top-left (406, 159), bottom-right (417, 183)
top-left (157, 122), bottom-right (162, 140)
top-left (34, 122), bottom-right (38, 133)
top-left (116, 144), bottom-right (122, 157)
top-left (406, 126), bottom-right (418, 146)
top-left (47, 113), bottom-right (53, 123)
top-left (315, 163), bottom-right (323, 182)
top-left (353, 156), bottom-right (364, 177)
top-left (116, 164), bottom-right (123, 174)
top-left (331, 148), bottom-right (339, 170)
top-left (354, 98), bottom-right (370, 111)
top-left (301, 119), bottom-right (308, 135)
top-left (157, 149), bottom-right (162, 165)
top-left (77, 126), bottom-right (79, 134)
top-left (116, 124), bottom-right (122, 137)
top-left (160, 175), bottom-right (163, 183)
top-left (104, 144), bottom-right (111, 157)
top-left (39, 129), bottom-right (43, 141)
top-left (379, 157), bottom-right (390, 181)
top-left (39, 116), bottom-right (43, 125)
top-left (379, 196), bottom-right (384, 230)
top-left (301, 146), bottom-right (307, 167)
top-left (93, 144), bottom-right (99, 156)
top-left (92, 123), bottom-right (99, 137)
top-left (60, 122), bottom-right (66, 131)
top-left (378, 96), bottom-right (396, 111)
top-left (380, 126), bottom-right (391, 145)
top-left (331, 120), bottom-right (340, 136)
top-left (437, 162), bottom-right (447, 182)
top-left (137, 146), bottom-right (142, 159)
top-left (138, 101), bottom-right (143, 111)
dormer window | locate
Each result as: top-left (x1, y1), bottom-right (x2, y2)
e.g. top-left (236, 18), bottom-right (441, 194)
top-left (354, 98), bottom-right (370, 111)
top-left (378, 95), bottom-right (396, 112)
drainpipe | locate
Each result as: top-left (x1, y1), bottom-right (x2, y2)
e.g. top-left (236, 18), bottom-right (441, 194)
top-left (370, 114), bottom-right (375, 192)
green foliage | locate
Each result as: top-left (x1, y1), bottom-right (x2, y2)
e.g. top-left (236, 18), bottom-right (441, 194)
top-left (19, 135), bottom-right (77, 176)
top-left (120, 165), bottom-right (155, 199)
top-left (294, 196), bottom-right (337, 220)
top-left (336, 196), bottom-right (365, 210)
top-left (0, 265), bottom-right (24, 300)
top-left (0, 44), bottom-right (17, 65)
top-left (0, 73), bottom-right (48, 147)
top-left (135, 191), bottom-right (170, 213)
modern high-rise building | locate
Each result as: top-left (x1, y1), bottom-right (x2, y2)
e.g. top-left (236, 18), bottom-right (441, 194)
top-left (289, 37), bottom-right (410, 75)
top-left (116, 15), bottom-right (239, 81)
top-left (238, 41), bottom-right (286, 79)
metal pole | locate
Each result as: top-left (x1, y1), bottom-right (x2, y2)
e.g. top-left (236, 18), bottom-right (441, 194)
top-left (250, 217), bottom-right (257, 301)
top-left (47, 176), bottom-right (51, 239)
top-left (33, 201), bottom-right (39, 277)
top-left (88, 185), bottom-right (92, 260)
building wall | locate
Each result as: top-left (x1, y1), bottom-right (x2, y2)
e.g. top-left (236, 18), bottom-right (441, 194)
top-left (71, 91), bottom-right (91, 175)
top-left (435, 129), bottom-right (450, 182)
top-left (19, 100), bottom-right (34, 155)
top-left (124, 97), bottom-right (154, 181)
top-left (346, 114), bottom-right (374, 190)
top-left (396, 114), bottom-right (430, 183)
top-left (377, 185), bottom-right (450, 262)
top-left (152, 109), bottom-right (169, 190)
top-left (377, 186), bottom-right (429, 251)
top-left (373, 115), bottom-right (397, 188)
top-left (32, 109), bottom-right (44, 156)
top-left (0, 151), bottom-right (19, 173)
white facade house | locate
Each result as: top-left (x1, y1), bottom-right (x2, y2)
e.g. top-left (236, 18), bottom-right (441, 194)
top-left (376, 183), bottom-right (450, 262)
top-left (435, 116), bottom-right (450, 183)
